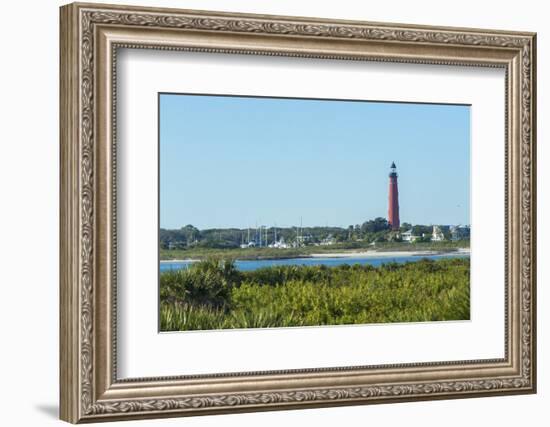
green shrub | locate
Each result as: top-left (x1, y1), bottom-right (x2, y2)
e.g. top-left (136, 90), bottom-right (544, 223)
top-left (160, 258), bottom-right (240, 309)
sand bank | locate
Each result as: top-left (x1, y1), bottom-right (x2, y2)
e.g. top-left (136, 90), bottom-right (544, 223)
top-left (309, 249), bottom-right (470, 258)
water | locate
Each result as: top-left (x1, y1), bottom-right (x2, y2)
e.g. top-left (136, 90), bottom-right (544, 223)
top-left (160, 253), bottom-right (469, 273)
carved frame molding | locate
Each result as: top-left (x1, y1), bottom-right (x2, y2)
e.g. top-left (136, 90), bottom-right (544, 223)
top-left (60, 2), bottom-right (536, 423)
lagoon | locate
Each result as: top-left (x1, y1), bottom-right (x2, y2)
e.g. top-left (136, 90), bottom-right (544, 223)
top-left (160, 253), bottom-right (469, 273)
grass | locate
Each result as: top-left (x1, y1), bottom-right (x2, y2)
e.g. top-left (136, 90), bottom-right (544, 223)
top-left (160, 257), bottom-right (470, 331)
top-left (160, 240), bottom-right (470, 261)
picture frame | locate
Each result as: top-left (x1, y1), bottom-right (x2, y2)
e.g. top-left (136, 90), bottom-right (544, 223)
top-left (59, 2), bottom-right (537, 423)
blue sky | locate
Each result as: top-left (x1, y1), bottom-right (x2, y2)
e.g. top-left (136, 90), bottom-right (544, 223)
top-left (160, 93), bottom-right (470, 230)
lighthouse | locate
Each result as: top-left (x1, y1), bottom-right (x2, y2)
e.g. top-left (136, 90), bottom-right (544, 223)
top-left (388, 162), bottom-right (400, 230)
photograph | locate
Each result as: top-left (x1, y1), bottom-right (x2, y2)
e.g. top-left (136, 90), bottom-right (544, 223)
top-left (158, 93), bottom-right (471, 331)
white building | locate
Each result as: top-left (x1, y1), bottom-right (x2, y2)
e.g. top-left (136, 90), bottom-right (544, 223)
top-left (432, 225), bottom-right (445, 241)
top-left (320, 234), bottom-right (336, 246)
top-left (401, 229), bottom-right (420, 243)
top-left (268, 238), bottom-right (290, 249)
top-left (450, 225), bottom-right (470, 241)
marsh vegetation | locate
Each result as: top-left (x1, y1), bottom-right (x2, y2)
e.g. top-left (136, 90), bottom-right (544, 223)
top-left (159, 257), bottom-right (470, 331)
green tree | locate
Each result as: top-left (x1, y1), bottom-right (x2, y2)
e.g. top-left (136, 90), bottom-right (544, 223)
top-left (400, 222), bottom-right (412, 232)
top-left (361, 217), bottom-right (389, 234)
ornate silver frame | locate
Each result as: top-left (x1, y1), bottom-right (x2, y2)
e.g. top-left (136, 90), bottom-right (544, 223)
top-left (60, 2), bottom-right (536, 423)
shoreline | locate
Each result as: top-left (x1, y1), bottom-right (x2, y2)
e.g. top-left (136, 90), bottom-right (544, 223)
top-left (308, 248), bottom-right (470, 259)
top-left (160, 248), bottom-right (470, 263)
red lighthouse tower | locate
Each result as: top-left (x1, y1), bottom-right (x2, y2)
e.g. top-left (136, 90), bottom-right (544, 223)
top-left (388, 162), bottom-right (400, 230)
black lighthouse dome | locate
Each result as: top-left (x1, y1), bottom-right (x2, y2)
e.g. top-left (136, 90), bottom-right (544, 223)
top-left (389, 162), bottom-right (398, 177)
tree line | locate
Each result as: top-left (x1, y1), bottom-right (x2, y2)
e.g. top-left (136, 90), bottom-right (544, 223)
top-left (160, 218), bottom-right (453, 250)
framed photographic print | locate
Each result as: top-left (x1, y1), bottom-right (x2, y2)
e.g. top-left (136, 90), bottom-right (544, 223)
top-left (60, 2), bottom-right (537, 423)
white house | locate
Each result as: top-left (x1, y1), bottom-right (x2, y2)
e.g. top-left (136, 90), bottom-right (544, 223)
top-left (268, 238), bottom-right (290, 249)
top-left (320, 234), bottom-right (336, 246)
top-left (450, 225), bottom-right (470, 241)
top-left (432, 225), bottom-right (445, 241)
top-left (401, 229), bottom-right (420, 243)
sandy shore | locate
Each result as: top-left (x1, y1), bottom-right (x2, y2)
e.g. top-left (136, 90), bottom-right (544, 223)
top-left (309, 248), bottom-right (470, 258)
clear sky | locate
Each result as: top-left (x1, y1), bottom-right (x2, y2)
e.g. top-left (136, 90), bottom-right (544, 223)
top-left (160, 93), bottom-right (470, 230)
